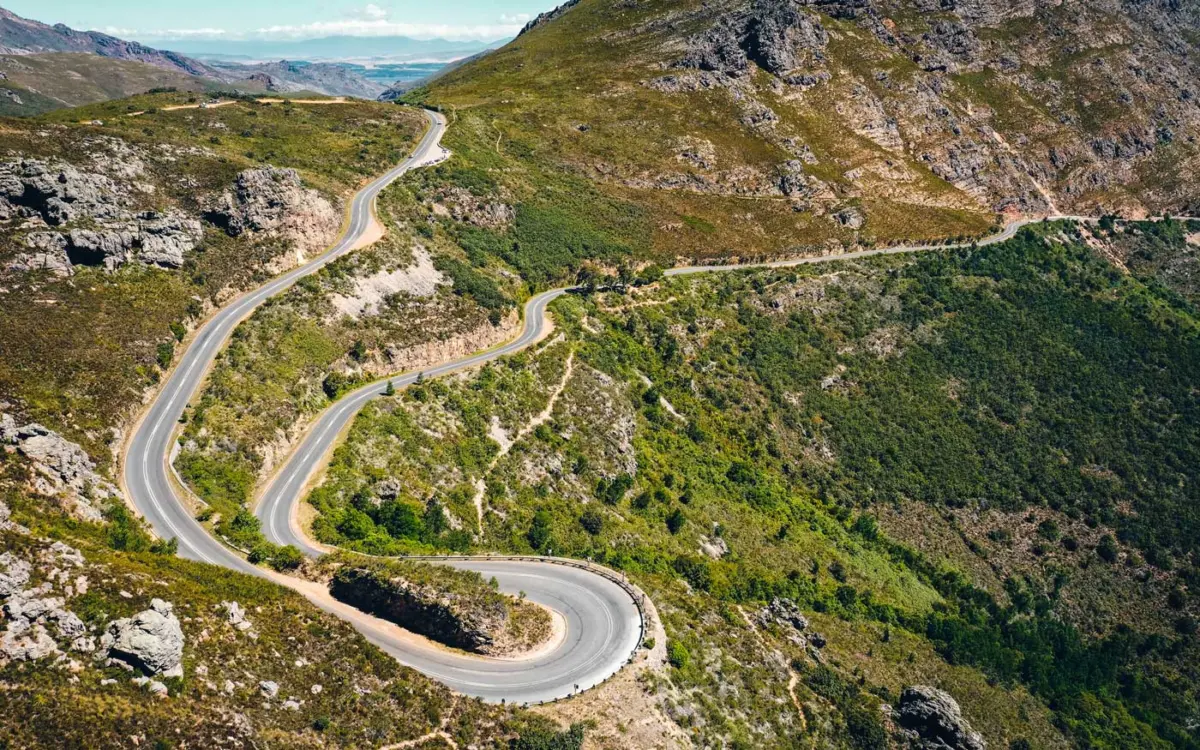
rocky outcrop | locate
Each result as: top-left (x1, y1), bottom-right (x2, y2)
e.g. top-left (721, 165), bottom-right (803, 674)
top-left (896, 685), bottom-right (987, 750)
top-left (329, 565), bottom-right (508, 653)
top-left (205, 167), bottom-right (340, 257)
top-left (519, 0), bottom-right (583, 36)
top-left (1, 413), bottom-right (119, 522)
top-left (0, 158), bottom-right (203, 273)
top-left (0, 158), bottom-right (126, 225)
top-left (680, 0), bottom-right (828, 77)
top-left (103, 598), bottom-right (184, 678)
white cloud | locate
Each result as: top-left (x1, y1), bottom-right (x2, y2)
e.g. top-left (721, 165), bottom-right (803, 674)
top-left (363, 4), bottom-right (388, 20)
top-left (500, 13), bottom-right (532, 24)
top-left (245, 19), bottom-right (521, 41)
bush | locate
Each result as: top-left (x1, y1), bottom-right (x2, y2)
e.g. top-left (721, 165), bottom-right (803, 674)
top-left (270, 545), bottom-right (304, 571)
top-left (665, 508), bottom-right (687, 534)
top-left (579, 508), bottom-right (604, 535)
top-left (667, 639), bottom-right (689, 669)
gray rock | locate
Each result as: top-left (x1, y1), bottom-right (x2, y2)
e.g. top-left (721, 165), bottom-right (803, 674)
top-left (897, 685), bottom-right (986, 750)
top-left (1, 413), bottom-right (119, 521)
top-left (104, 598), bottom-right (184, 678)
top-left (220, 601), bottom-right (254, 632)
top-left (0, 553), bottom-right (31, 597)
top-left (259, 680), bottom-right (279, 699)
top-left (0, 159), bottom-right (126, 226)
top-left (680, 1), bottom-right (827, 77)
top-left (834, 207), bottom-right (865, 229)
top-left (282, 699), bottom-right (301, 711)
top-left (757, 597), bottom-right (809, 631)
top-left (8, 232), bottom-right (72, 277)
top-left (204, 166), bottom-right (339, 256)
top-left (0, 621), bottom-right (59, 662)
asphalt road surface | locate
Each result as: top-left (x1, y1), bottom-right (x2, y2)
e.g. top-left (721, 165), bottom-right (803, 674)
top-left (123, 104), bottom-right (1196, 703)
top-left (124, 110), bottom-right (643, 705)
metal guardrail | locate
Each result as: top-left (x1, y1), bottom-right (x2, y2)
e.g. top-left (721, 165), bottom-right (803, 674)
top-left (399, 552), bottom-right (650, 706)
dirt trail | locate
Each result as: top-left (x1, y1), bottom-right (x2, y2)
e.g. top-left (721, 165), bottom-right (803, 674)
top-left (471, 351), bottom-right (576, 529)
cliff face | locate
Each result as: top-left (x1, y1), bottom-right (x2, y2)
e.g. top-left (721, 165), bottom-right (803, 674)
top-left (433, 0), bottom-right (1200, 252)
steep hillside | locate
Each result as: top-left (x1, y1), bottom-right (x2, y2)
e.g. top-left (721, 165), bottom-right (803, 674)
top-left (0, 53), bottom-right (244, 116)
top-left (414, 0), bottom-right (1198, 270)
top-left (0, 92), bottom-right (426, 466)
top-left (209, 60), bottom-right (386, 99)
top-left (312, 220), bottom-right (1200, 749)
top-left (0, 6), bottom-right (219, 79)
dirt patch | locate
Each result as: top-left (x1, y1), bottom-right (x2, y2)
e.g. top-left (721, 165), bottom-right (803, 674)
top-left (329, 246), bottom-right (446, 319)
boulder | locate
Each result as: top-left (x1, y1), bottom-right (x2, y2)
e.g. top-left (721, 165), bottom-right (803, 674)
top-left (259, 680), bottom-right (279, 699)
top-left (205, 167), bottom-right (339, 256)
top-left (104, 598), bottom-right (184, 678)
top-left (1, 413), bottom-right (120, 521)
top-left (897, 685), bottom-right (987, 750)
top-left (0, 621), bottom-right (59, 662)
top-left (0, 553), bottom-right (31, 597)
top-left (220, 601), bottom-right (254, 632)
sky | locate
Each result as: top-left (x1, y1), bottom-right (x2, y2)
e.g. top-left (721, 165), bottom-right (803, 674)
top-left (6, 1), bottom-right (561, 42)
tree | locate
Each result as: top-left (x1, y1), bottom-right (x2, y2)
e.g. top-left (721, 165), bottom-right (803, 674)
top-left (527, 510), bottom-right (553, 551)
top-left (376, 499), bottom-right (424, 540)
top-left (1097, 534), bottom-right (1119, 563)
top-left (338, 508), bottom-right (376, 541)
top-left (422, 499), bottom-right (448, 538)
top-left (666, 508), bottom-right (687, 534)
top-left (579, 508), bottom-right (604, 535)
top-left (350, 339), bottom-right (368, 362)
top-left (385, 380), bottom-right (396, 396)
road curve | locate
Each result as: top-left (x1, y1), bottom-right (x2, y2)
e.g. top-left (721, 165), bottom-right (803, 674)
top-left (122, 109), bottom-right (644, 705)
top-left (125, 103), bottom-right (1196, 704)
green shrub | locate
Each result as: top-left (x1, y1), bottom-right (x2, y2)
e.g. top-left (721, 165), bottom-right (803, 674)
top-left (667, 639), bottom-right (689, 669)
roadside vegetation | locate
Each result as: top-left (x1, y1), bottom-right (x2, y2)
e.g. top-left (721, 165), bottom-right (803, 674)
top-left (0, 93), bottom-right (426, 466)
top-left (308, 220), bottom-right (1200, 748)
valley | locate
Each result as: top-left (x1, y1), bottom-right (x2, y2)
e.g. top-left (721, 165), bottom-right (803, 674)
top-left (1, 0), bottom-right (1199, 748)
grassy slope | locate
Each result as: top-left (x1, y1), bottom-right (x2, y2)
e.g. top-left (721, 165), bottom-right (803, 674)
top-left (309, 222), bottom-right (1200, 748)
top-left (0, 53), bottom-right (244, 116)
top-left (420, 0), bottom-right (992, 273)
top-left (0, 93), bottom-right (426, 465)
top-left (0, 459), bottom-right (581, 749)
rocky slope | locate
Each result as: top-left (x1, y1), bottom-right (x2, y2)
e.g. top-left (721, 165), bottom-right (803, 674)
top-left (0, 7), bottom-right (219, 79)
top-left (424, 0), bottom-right (1198, 266)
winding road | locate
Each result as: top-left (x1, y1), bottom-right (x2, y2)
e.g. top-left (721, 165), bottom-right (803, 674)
top-left (123, 106), bottom-right (1197, 704)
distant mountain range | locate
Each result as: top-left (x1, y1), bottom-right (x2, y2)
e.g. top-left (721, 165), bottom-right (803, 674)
top-left (162, 35), bottom-right (505, 64)
top-left (0, 5), bottom-right (499, 109)
top-left (0, 7), bottom-right (220, 79)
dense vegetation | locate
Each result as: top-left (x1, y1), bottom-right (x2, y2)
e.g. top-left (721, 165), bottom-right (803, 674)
top-left (310, 222), bottom-right (1200, 748)
top-left (0, 455), bottom-right (577, 749)
top-left (0, 93), bottom-right (426, 465)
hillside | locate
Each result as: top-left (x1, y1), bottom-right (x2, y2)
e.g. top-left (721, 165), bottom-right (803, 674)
top-left (0, 7), bottom-right (219, 78)
top-left (0, 53), bottom-right (246, 116)
top-left (411, 0), bottom-right (1198, 271)
top-left (311, 220), bottom-right (1200, 749)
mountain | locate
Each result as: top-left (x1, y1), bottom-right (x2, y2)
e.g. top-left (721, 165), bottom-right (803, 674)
top-left (208, 59), bottom-right (386, 98)
top-left (165, 35), bottom-right (505, 64)
top-left (0, 8), bottom-right (385, 103)
top-left (0, 52), bottom-right (246, 116)
top-left (0, 6), bottom-right (220, 79)
top-left (422, 0), bottom-right (1199, 261)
